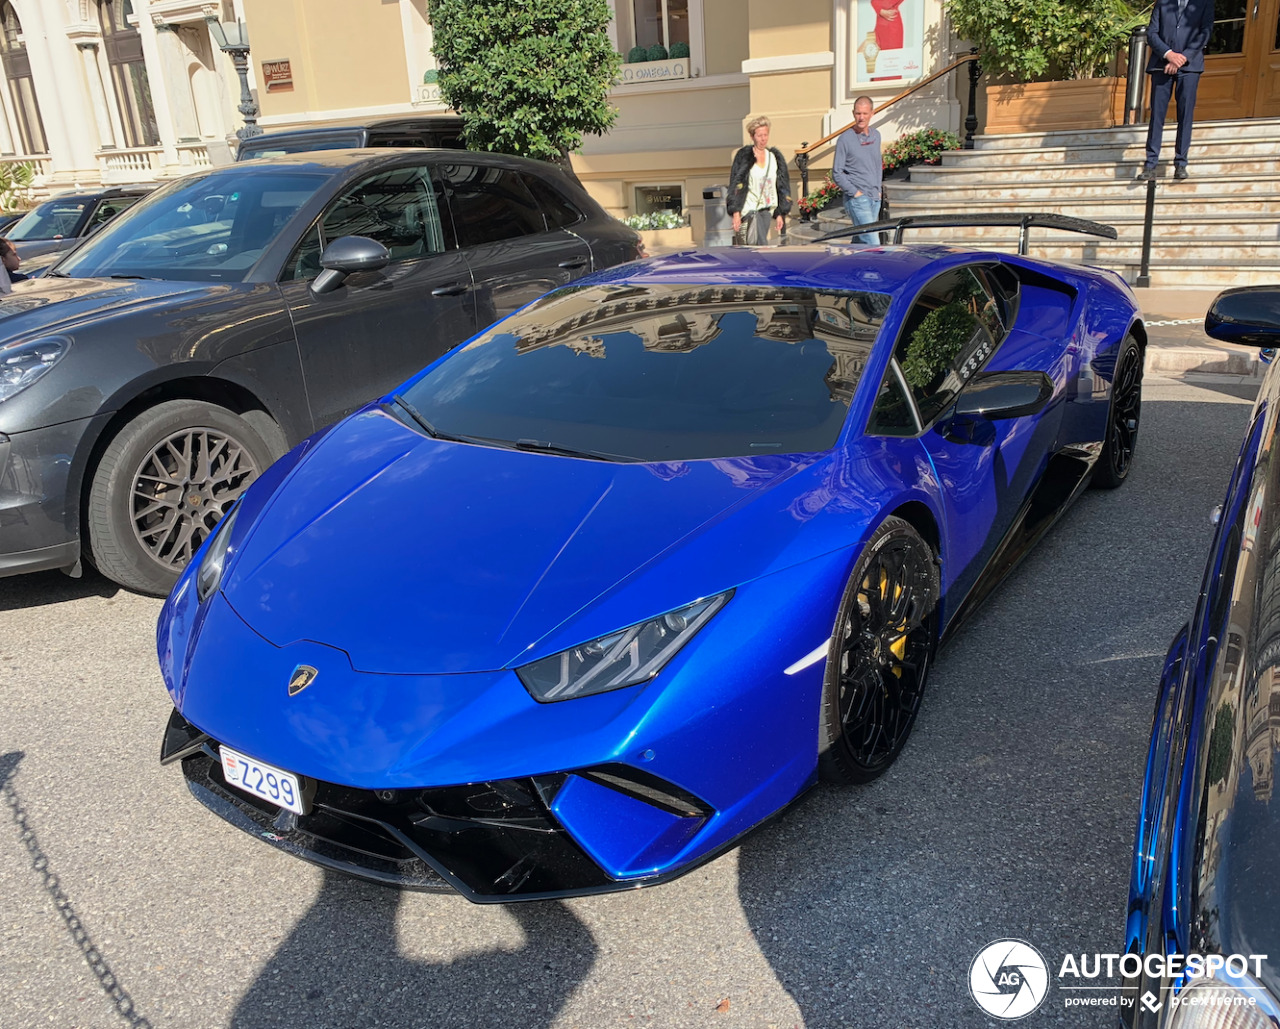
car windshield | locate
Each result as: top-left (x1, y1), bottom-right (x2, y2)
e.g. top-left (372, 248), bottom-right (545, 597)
top-left (238, 136), bottom-right (364, 160)
top-left (56, 170), bottom-right (328, 282)
top-left (7, 199), bottom-right (91, 241)
top-left (398, 283), bottom-right (890, 462)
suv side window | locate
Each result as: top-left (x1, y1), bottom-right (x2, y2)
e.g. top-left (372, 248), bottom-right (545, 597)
top-left (281, 165), bottom-right (445, 281)
top-left (437, 163), bottom-right (545, 246)
top-left (88, 196), bottom-right (140, 233)
top-left (523, 173), bottom-right (584, 230)
top-left (870, 264), bottom-right (1005, 433)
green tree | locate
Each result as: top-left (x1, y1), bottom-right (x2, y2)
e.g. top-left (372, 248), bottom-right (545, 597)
top-left (945, 0), bottom-right (1149, 81)
top-left (426, 0), bottom-right (621, 163)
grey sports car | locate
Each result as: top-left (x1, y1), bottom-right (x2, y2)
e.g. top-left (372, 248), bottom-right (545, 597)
top-left (0, 148), bottom-right (642, 593)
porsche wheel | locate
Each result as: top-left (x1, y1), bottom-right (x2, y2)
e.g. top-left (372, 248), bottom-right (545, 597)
top-left (87, 401), bottom-right (276, 595)
top-left (819, 517), bottom-right (940, 785)
top-left (1093, 334), bottom-right (1143, 489)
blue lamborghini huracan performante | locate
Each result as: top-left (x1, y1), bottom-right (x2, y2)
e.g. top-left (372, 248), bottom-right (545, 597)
top-left (158, 231), bottom-right (1146, 902)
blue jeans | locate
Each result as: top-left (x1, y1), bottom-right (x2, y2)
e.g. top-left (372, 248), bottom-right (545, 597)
top-left (843, 193), bottom-right (880, 245)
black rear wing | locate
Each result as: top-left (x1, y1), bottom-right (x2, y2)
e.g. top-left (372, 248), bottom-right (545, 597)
top-left (812, 213), bottom-right (1118, 255)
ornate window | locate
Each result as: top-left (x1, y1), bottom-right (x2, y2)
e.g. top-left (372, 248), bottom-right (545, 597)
top-left (0, 1), bottom-right (46, 154)
top-left (98, 0), bottom-right (159, 147)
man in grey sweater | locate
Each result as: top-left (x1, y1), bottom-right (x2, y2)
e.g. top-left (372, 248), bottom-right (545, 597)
top-left (833, 96), bottom-right (882, 245)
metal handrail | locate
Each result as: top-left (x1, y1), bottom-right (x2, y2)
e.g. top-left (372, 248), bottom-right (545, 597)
top-left (793, 50), bottom-right (982, 198)
top-left (796, 52), bottom-right (981, 158)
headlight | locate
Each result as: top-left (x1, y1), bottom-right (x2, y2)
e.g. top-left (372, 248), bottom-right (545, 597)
top-left (0, 336), bottom-right (70, 403)
top-left (517, 591), bottom-right (731, 702)
top-left (1169, 969), bottom-right (1280, 1029)
top-left (195, 505), bottom-right (240, 602)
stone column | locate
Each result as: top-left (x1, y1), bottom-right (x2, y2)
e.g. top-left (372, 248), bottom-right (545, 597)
top-left (150, 19), bottom-right (201, 142)
top-left (76, 43), bottom-right (118, 151)
top-left (14, 0), bottom-right (100, 182)
top-left (135, 13), bottom-right (180, 170)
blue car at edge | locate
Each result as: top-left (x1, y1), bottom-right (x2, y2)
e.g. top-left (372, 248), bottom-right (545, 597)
top-left (1122, 286), bottom-right (1280, 1027)
top-left (157, 241), bottom-right (1146, 903)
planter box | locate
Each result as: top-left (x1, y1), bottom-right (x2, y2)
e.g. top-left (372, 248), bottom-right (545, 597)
top-left (639, 225), bottom-right (693, 248)
top-left (985, 77), bottom-right (1127, 134)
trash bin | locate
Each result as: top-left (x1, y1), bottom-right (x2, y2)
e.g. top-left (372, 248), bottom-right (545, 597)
top-left (702, 184), bottom-right (734, 247)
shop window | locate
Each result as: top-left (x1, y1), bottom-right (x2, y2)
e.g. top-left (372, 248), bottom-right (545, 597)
top-left (98, 0), bottom-right (160, 148)
top-left (634, 184), bottom-right (683, 216)
top-left (630, 0), bottom-right (690, 52)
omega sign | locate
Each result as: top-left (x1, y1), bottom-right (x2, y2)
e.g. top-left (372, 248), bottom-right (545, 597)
top-left (619, 59), bottom-right (688, 84)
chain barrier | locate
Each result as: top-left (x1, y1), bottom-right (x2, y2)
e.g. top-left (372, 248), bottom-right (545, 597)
top-left (1145, 318), bottom-right (1204, 327)
top-left (1, 752), bottom-right (154, 1028)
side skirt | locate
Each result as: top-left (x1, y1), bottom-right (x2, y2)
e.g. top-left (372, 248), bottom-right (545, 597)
top-left (940, 442), bottom-right (1101, 645)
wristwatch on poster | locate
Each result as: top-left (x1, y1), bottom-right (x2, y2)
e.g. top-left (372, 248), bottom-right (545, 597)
top-left (861, 31), bottom-right (880, 74)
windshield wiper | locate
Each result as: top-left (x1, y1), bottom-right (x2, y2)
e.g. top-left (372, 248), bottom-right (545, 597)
top-left (390, 394), bottom-right (490, 446)
top-left (513, 438), bottom-right (639, 463)
top-left (44, 269), bottom-right (69, 277)
top-left (109, 274), bottom-right (156, 280)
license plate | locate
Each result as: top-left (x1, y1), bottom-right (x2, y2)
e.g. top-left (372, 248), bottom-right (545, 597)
top-left (219, 744), bottom-right (304, 815)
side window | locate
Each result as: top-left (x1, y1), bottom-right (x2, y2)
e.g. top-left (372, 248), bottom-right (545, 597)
top-left (437, 163), bottom-right (546, 246)
top-left (321, 165), bottom-right (445, 260)
top-left (281, 166), bottom-right (445, 282)
top-left (870, 265), bottom-right (1003, 432)
top-left (88, 196), bottom-right (139, 233)
top-left (523, 173), bottom-right (584, 230)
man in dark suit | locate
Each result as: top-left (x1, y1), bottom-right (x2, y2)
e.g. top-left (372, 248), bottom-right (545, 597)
top-left (1137, 0), bottom-right (1217, 180)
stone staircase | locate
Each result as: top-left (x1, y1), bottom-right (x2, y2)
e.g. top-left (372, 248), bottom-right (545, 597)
top-left (792, 118), bottom-right (1280, 287)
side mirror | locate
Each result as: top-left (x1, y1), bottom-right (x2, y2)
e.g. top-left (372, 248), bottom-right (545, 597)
top-left (1205, 286), bottom-right (1280, 348)
top-left (953, 370), bottom-right (1054, 420)
top-left (311, 235), bottom-right (390, 295)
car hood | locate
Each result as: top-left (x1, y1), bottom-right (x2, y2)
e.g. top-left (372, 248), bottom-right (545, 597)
top-left (0, 276), bottom-right (202, 335)
top-left (222, 405), bottom-right (816, 675)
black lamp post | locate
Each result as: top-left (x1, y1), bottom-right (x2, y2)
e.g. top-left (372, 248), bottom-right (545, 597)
top-left (205, 16), bottom-right (261, 140)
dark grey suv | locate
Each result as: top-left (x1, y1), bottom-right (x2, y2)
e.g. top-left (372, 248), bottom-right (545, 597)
top-left (0, 148), bottom-right (642, 594)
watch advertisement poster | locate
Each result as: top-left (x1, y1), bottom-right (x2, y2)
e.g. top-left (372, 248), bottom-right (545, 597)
top-left (855, 0), bottom-right (924, 83)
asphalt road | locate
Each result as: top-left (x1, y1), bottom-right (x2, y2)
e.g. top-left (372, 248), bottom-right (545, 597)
top-left (0, 371), bottom-right (1260, 1029)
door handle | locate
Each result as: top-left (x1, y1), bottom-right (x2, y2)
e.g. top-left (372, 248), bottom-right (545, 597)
top-left (558, 259), bottom-right (589, 270)
top-left (431, 283), bottom-right (470, 297)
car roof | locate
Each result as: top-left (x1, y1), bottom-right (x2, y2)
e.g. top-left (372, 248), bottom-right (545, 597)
top-left (600, 243), bottom-right (985, 299)
top-left (241, 116), bottom-right (462, 140)
top-left (44, 185), bottom-right (153, 202)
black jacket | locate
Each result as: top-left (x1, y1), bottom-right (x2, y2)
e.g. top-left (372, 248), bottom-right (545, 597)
top-left (726, 145), bottom-right (792, 218)
top-left (1147, 0), bottom-right (1216, 73)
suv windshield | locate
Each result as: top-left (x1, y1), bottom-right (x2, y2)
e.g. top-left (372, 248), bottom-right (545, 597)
top-left (7, 199), bottom-right (92, 241)
top-left (56, 170), bottom-right (328, 282)
top-left (399, 283), bottom-right (889, 462)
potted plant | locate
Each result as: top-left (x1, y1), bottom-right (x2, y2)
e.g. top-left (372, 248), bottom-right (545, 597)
top-left (882, 128), bottom-right (963, 179)
top-left (945, 0), bottom-right (1149, 133)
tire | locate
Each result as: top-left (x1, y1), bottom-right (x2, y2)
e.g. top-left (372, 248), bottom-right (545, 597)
top-left (1092, 333), bottom-right (1143, 489)
top-left (819, 517), bottom-right (940, 785)
top-left (87, 400), bottom-right (276, 596)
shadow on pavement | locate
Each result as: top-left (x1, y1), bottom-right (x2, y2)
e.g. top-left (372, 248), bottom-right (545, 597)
top-left (0, 566), bottom-right (121, 612)
top-left (229, 872), bottom-right (595, 1029)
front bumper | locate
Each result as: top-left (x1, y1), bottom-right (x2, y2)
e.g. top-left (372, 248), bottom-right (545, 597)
top-left (164, 707), bottom-right (715, 903)
top-left (0, 418), bottom-right (92, 576)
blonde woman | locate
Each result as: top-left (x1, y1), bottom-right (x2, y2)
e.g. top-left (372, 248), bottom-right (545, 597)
top-left (726, 116), bottom-right (792, 245)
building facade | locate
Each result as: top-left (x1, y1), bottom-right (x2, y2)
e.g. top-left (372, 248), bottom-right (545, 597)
top-left (0, 0), bottom-right (260, 192)
top-left (17, 1), bottom-right (1278, 233)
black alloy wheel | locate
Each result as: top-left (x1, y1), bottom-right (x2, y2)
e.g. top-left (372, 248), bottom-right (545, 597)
top-left (819, 516), bottom-right (940, 785)
top-left (1093, 334), bottom-right (1143, 489)
top-left (87, 400), bottom-right (277, 595)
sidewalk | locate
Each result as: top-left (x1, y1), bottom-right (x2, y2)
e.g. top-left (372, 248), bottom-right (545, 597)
top-left (1134, 286), bottom-right (1263, 379)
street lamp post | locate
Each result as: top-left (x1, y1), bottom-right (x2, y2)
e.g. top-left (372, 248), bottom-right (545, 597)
top-left (205, 16), bottom-right (262, 140)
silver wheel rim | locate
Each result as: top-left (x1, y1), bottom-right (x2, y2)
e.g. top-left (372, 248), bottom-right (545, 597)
top-left (130, 427), bottom-right (260, 568)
